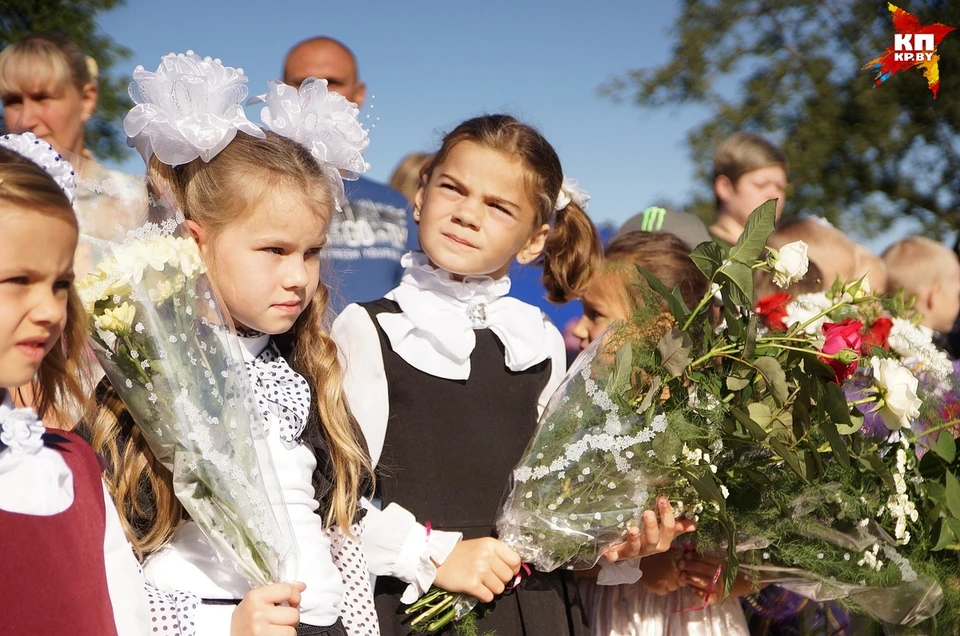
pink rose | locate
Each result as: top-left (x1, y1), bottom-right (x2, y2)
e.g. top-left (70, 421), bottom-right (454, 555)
top-left (820, 318), bottom-right (863, 383)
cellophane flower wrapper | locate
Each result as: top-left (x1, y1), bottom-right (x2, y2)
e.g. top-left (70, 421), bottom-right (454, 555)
top-left (76, 184), bottom-right (297, 586)
top-left (496, 331), bottom-right (683, 572)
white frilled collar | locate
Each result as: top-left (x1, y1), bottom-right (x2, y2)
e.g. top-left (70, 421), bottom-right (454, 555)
top-left (378, 252), bottom-right (552, 380)
top-left (0, 390), bottom-right (75, 515)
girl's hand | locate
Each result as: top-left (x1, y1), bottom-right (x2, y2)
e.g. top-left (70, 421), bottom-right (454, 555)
top-left (635, 551), bottom-right (686, 596)
top-left (231, 581), bottom-right (306, 636)
top-left (678, 556), bottom-right (760, 604)
top-left (433, 537), bottom-right (522, 603)
top-left (602, 497), bottom-right (696, 562)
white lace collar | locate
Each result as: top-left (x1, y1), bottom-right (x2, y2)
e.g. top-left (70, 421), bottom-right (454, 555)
top-left (0, 389), bottom-right (75, 515)
top-left (377, 252), bottom-right (552, 380)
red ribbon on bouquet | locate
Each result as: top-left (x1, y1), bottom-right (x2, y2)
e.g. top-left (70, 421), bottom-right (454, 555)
top-left (672, 540), bottom-right (723, 613)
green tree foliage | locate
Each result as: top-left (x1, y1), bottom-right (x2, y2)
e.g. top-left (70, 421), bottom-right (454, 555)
top-left (602, 0), bottom-right (960, 238)
top-left (1, 0), bottom-right (131, 160)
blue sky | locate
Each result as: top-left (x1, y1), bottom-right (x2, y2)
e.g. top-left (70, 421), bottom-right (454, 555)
top-left (94, 0), bottom-right (923, 252)
top-left (96, 1), bottom-right (708, 228)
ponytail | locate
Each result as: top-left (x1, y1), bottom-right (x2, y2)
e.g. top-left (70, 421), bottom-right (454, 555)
top-left (541, 201), bottom-right (603, 303)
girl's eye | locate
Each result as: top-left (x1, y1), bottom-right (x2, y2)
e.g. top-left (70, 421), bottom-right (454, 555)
top-left (1, 276), bottom-right (29, 285)
top-left (305, 247), bottom-right (323, 257)
top-left (439, 183), bottom-right (461, 194)
top-left (54, 279), bottom-right (72, 291)
top-left (490, 203), bottom-right (513, 217)
top-left (263, 247), bottom-right (284, 255)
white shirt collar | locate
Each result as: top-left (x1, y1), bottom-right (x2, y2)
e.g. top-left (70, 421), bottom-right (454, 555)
top-left (377, 252), bottom-right (552, 380)
top-left (237, 332), bottom-right (272, 361)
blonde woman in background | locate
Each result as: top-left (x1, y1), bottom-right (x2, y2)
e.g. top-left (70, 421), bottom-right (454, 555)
top-left (387, 151), bottom-right (433, 204)
top-left (0, 32), bottom-right (147, 258)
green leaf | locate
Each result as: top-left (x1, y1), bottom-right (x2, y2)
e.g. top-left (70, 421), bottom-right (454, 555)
top-left (945, 471), bottom-right (960, 519)
top-left (727, 375), bottom-right (750, 391)
top-left (743, 314), bottom-right (758, 361)
top-left (656, 328), bottom-right (693, 378)
top-left (753, 356), bottom-right (788, 406)
top-left (689, 241), bottom-right (726, 279)
top-left (728, 199), bottom-right (777, 265)
top-left (932, 518), bottom-right (955, 551)
top-left (747, 402), bottom-right (773, 429)
top-left (611, 342), bottom-right (633, 397)
top-left (689, 473), bottom-right (726, 513)
top-left (636, 265), bottom-right (691, 323)
top-left (818, 418), bottom-right (850, 469)
top-left (864, 453), bottom-right (896, 490)
top-left (769, 436), bottom-right (806, 480)
top-left (919, 450), bottom-right (948, 480)
top-left (837, 414), bottom-right (863, 436)
top-left (934, 431), bottom-right (957, 463)
top-left (717, 261), bottom-right (754, 308)
top-left (731, 407), bottom-right (769, 442)
top-left (723, 302), bottom-right (744, 340)
top-left (823, 382), bottom-right (853, 429)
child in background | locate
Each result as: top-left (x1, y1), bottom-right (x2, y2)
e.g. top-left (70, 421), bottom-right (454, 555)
top-left (883, 235), bottom-right (960, 340)
top-left (572, 231), bottom-right (753, 635)
top-left (84, 53), bottom-right (375, 636)
top-left (709, 132), bottom-right (788, 246)
top-left (853, 243), bottom-right (888, 295)
top-left (768, 217), bottom-right (858, 290)
top-left (0, 139), bottom-right (149, 635)
top-left (334, 115), bottom-right (691, 635)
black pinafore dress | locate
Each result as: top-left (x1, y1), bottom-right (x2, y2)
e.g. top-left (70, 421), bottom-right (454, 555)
top-left (362, 298), bottom-right (589, 636)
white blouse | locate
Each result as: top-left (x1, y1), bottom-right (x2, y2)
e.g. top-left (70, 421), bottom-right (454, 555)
top-left (332, 255), bottom-right (643, 591)
top-left (331, 254), bottom-right (568, 602)
top-left (0, 391), bottom-right (151, 635)
top-left (142, 335), bottom-right (344, 634)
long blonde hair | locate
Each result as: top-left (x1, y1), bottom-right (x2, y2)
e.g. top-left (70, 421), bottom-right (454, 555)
top-left (0, 147), bottom-right (88, 422)
top-left (88, 131), bottom-right (373, 554)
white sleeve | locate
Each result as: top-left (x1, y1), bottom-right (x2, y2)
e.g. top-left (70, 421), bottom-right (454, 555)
top-left (101, 480), bottom-right (152, 636)
top-left (537, 319), bottom-right (568, 419)
top-left (331, 304), bottom-right (390, 468)
top-left (361, 499), bottom-right (462, 603)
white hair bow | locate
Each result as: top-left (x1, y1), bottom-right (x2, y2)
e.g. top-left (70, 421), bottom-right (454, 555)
top-left (123, 51), bottom-right (265, 167)
top-left (555, 176), bottom-right (590, 212)
top-left (249, 78), bottom-right (371, 208)
top-left (0, 132), bottom-right (77, 203)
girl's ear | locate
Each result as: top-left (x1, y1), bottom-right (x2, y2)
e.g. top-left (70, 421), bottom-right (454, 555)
top-left (516, 223), bottom-right (550, 265)
top-left (184, 220), bottom-right (208, 250)
top-left (413, 180), bottom-right (426, 223)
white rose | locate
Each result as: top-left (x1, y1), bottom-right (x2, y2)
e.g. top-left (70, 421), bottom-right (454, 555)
top-left (772, 241), bottom-right (810, 288)
top-left (870, 356), bottom-right (922, 430)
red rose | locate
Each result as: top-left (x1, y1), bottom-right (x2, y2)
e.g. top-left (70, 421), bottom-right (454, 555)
top-left (862, 316), bottom-right (893, 352)
top-left (820, 318), bottom-right (864, 383)
top-left (755, 292), bottom-right (792, 332)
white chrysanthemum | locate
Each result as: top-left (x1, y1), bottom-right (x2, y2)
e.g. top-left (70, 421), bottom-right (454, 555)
top-left (782, 292), bottom-right (834, 342)
top-left (887, 318), bottom-right (953, 381)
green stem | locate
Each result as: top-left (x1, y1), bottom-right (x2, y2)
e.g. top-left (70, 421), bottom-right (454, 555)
top-left (682, 279), bottom-right (718, 332)
top-left (908, 419), bottom-right (960, 443)
top-left (690, 344), bottom-right (738, 368)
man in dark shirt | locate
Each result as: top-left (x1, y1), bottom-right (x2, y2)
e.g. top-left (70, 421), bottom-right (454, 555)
top-left (283, 37), bottom-right (418, 310)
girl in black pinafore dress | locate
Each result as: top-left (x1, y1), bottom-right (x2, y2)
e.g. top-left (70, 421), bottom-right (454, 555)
top-left (333, 115), bottom-right (615, 636)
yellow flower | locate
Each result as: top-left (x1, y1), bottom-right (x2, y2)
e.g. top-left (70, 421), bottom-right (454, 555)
top-left (94, 303), bottom-right (137, 334)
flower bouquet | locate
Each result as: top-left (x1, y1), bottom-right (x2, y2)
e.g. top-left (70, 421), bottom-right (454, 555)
top-left (77, 190), bottom-right (296, 586)
top-left (410, 200), bottom-right (960, 635)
